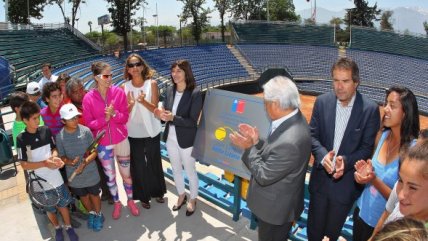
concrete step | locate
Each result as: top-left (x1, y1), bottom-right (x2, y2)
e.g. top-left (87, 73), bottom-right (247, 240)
top-left (227, 45), bottom-right (259, 77)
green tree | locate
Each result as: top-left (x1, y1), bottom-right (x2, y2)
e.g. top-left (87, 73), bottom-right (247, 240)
top-left (214, 0), bottom-right (231, 42)
top-left (176, 25), bottom-right (193, 45)
top-left (144, 26), bottom-right (158, 45)
top-left (304, 18), bottom-right (315, 25)
top-left (205, 25), bottom-right (221, 32)
top-left (330, 17), bottom-right (343, 27)
top-left (85, 31), bottom-right (102, 39)
top-left (330, 16), bottom-right (348, 43)
top-left (105, 31), bottom-right (121, 49)
top-left (423, 21), bottom-right (428, 36)
top-left (267, 0), bottom-right (300, 22)
top-left (230, 0), bottom-right (263, 20)
top-left (344, 0), bottom-right (381, 28)
top-left (179, 0), bottom-right (212, 45)
top-left (106, 0), bottom-right (144, 52)
top-left (380, 10), bottom-right (393, 31)
top-left (230, 0), bottom-right (298, 22)
top-left (5, 0), bottom-right (47, 24)
top-left (88, 21), bottom-right (92, 32)
top-left (158, 25), bottom-right (176, 47)
top-left (49, 0), bottom-right (85, 28)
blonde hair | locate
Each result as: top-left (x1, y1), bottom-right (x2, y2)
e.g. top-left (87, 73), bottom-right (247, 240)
top-left (373, 218), bottom-right (428, 241)
top-left (403, 139), bottom-right (428, 179)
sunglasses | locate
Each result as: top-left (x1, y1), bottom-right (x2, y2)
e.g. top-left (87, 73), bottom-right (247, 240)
top-left (127, 62), bottom-right (143, 68)
top-left (97, 74), bottom-right (113, 79)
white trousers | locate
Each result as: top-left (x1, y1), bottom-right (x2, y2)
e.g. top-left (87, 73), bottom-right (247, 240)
top-left (166, 127), bottom-right (199, 199)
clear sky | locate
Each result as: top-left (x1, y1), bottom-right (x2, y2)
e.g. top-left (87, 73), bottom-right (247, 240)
top-left (1, 0), bottom-right (427, 34)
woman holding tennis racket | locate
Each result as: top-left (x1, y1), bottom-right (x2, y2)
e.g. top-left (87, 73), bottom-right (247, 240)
top-left (16, 101), bottom-right (79, 241)
top-left (83, 61), bottom-right (140, 220)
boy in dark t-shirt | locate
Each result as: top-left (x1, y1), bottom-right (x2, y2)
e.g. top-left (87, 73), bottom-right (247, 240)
top-left (16, 101), bottom-right (79, 241)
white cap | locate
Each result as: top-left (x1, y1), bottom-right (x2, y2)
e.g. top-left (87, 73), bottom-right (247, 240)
top-left (60, 103), bottom-right (81, 120)
top-left (26, 82), bottom-right (41, 95)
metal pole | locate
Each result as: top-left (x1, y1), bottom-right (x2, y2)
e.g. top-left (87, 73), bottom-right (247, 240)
top-left (314, 0), bottom-right (317, 23)
top-left (143, 7), bottom-right (146, 45)
top-left (129, 0), bottom-right (132, 51)
top-left (349, 10), bottom-right (352, 47)
top-left (5, 0), bottom-right (8, 22)
top-left (27, 0), bottom-right (30, 23)
top-left (266, 0), bottom-right (269, 22)
top-left (178, 15), bottom-right (182, 47)
top-left (156, 3), bottom-right (159, 47)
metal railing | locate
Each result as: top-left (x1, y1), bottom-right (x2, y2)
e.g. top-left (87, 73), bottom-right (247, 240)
top-left (64, 23), bottom-right (102, 52)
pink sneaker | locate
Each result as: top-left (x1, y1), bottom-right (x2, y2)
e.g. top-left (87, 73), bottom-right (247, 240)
top-left (112, 202), bottom-right (122, 220)
top-left (127, 200), bottom-right (140, 216)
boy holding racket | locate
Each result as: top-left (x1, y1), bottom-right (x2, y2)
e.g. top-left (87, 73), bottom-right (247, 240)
top-left (56, 103), bottom-right (104, 232)
top-left (16, 101), bottom-right (79, 241)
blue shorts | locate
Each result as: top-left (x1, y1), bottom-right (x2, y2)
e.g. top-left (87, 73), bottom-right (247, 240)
top-left (44, 184), bottom-right (73, 213)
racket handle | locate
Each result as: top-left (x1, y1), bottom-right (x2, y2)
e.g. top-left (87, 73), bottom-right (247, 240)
top-left (68, 172), bottom-right (77, 183)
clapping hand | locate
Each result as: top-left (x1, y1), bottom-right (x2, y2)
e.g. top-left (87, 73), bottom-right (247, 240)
top-left (105, 103), bottom-right (115, 121)
top-left (322, 151), bottom-right (336, 174)
top-left (160, 110), bottom-right (173, 122)
top-left (154, 104), bottom-right (163, 119)
top-left (46, 157), bottom-right (64, 169)
top-left (354, 159), bottom-right (375, 184)
top-left (127, 91), bottom-right (135, 107)
top-left (137, 91), bottom-right (146, 104)
top-left (229, 123), bottom-right (259, 149)
top-left (333, 156), bottom-right (345, 179)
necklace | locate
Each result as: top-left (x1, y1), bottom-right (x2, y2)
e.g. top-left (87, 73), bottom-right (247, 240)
top-left (386, 133), bottom-right (400, 161)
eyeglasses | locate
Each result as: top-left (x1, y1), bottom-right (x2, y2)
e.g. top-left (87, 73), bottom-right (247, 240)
top-left (97, 74), bottom-right (113, 79)
top-left (127, 62), bottom-right (143, 68)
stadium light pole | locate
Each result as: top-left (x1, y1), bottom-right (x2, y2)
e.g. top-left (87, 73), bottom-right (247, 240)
top-left (178, 15), bottom-right (183, 47)
top-left (5, 0), bottom-right (8, 22)
top-left (129, 0), bottom-right (133, 51)
top-left (27, 0), bottom-right (30, 24)
top-left (142, 5), bottom-right (146, 46)
top-left (153, 3), bottom-right (159, 48)
top-left (266, 0), bottom-right (270, 22)
top-left (345, 8), bottom-right (353, 47)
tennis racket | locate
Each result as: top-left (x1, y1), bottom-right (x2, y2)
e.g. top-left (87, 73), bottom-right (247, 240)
top-left (68, 129), bottom-right (106, 182)
top-left (26, 146), bottom-right (60, 207)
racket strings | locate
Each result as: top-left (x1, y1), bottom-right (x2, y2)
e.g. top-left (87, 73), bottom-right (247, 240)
top-left (29, 178), bottom-right (60, 207)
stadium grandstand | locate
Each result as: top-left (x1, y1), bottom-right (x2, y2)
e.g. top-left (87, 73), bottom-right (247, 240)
top-left (1, 18), bottom-right (428, 241)
top-left (0, 23), bottom-right (101, 89)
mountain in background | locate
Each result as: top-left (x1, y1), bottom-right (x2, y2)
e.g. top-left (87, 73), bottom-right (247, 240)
top-left (297, 7), bottom-right (428, 35)
top-left (298, 7), bottom-right (346, 25)
top-left (392, 7), bottom-right (428, 35)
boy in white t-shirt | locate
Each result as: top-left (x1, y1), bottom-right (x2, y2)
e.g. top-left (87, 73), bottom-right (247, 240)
top-left (16, 101), bottom-right (78, 241)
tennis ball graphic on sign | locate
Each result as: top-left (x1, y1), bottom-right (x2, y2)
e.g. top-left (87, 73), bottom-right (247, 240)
top-left (215, 127), bottom-right (227, 141)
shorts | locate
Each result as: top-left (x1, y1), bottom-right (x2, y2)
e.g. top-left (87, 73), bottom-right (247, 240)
top-left (44, 184), bottom-right (73, 213)
top-left (70, 182), bottom-right (101, 197)
top-left (59, 166), bottom-right (68, 183)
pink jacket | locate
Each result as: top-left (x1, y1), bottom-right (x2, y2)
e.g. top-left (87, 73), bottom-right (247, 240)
top-left (82, 86), bottom-right (129, 146)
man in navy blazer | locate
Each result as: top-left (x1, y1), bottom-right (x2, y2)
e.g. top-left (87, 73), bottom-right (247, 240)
top-left (230, 76), bottom-right (312, 241)
top-left (307, 57), bottom-right (380, 241)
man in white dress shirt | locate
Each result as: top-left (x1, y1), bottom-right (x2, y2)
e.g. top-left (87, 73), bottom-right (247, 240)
top-left (38, 63), bottom-right (58, 89)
